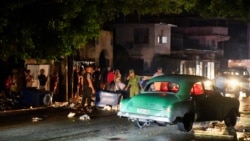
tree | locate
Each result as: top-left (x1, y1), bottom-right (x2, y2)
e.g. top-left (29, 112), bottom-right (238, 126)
top-left (0, 0), bottom-right (102, 60)
top-left (1, 0), bottom-right (249, 61)
top-left (194, 0), bottom-right (250, 21)
top-left (0, 0), bottom-right (198, 61)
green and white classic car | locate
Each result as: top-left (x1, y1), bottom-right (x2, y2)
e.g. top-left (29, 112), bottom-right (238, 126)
top-left (117, 74), bottom-right (240, 132)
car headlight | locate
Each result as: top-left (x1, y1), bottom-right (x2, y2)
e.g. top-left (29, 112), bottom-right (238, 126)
top-left (228, 79), bottom-right (239, 87)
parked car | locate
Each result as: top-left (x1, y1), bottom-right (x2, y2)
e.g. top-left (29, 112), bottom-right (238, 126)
top-left (117, 74), bottom-right (240, 132)
top-left (219, 67), bottom-right (250, 98)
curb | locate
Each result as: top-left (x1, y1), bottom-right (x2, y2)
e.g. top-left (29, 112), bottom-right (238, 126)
top-left (0, 106), bottom-right (48, 116)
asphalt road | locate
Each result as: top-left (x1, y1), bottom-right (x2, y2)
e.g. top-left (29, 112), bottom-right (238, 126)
top-left (0, 97), bottom-right (250, 141)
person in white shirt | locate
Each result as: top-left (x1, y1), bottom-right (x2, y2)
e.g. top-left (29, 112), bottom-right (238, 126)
top-left (153, 67), bottom-right (164, 77)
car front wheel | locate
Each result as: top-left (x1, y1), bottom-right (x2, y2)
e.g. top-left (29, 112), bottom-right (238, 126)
top-left (177, 113), bottom-right (194, 132)
top-left (224, 109), bottom-right (237, 127)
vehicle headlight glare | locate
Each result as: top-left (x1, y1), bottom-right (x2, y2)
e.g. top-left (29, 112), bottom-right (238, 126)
top-left (228, 79), bottom-right (238, 86)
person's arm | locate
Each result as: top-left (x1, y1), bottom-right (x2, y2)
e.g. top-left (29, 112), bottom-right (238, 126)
top-left (87, 74), bottom-right (95, 94)
top-left (125, 78), bottom-right (131, 90)
top-left (137, 76), bottom-right (143, 90)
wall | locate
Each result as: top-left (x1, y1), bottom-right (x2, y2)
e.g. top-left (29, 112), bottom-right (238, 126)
top-left (112, 23), bottom-right (171, 70)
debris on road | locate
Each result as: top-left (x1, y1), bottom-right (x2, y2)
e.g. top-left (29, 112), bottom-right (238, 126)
top-left (79, 114), bottom-right (90, 121)
top-left (32, 117), bottom-right (42, 122)
top-left (67, 112), bottom-right (76, 118)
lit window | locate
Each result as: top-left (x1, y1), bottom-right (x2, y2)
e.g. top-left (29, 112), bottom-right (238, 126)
top-left (157, 36), bottom-right (167, 44)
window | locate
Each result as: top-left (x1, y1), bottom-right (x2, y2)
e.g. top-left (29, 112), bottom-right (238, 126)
top-left (134, 28), bottom-right (149, 44)
top-left (145, 81), bottom-right (179, 93)
top-left (157, 36), bottom-right (167, 44)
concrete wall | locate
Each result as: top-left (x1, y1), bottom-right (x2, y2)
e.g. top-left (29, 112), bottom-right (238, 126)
top-left (77, 30), bottom-right (113, 68)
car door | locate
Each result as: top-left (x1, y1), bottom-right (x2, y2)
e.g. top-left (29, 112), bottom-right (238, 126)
top-left (191, 81), bottom-right (223, 122)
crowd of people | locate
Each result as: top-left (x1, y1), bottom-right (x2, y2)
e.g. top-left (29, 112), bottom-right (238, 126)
top-left (1, 64), bottom-right (165, 111)
top-left (3, 68), bottom-right (59, 99)
top-left (71, 65), bottom-right (166, 112)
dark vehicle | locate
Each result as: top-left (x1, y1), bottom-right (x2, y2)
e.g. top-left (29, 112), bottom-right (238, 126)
top-left (118, 74), bottom-right (240, 132)
top-left (220, 67), bottom-right (250, 98)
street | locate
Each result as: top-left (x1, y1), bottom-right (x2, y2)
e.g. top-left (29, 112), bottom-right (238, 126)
top-left (0, 97), bottom-right (250, 141)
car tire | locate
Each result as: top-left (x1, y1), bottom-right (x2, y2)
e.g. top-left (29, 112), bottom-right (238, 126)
top-left (177, 113), bottom-right (194, 132)
top-left (224, 109), bottom-right (237, 127)
top-left (133, 120), bottom-right (149, 128)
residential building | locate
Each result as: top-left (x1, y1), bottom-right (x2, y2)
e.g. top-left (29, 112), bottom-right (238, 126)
top-left (109, 22), bottom-right (230, 79)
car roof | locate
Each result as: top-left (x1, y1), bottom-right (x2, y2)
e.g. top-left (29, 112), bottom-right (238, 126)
top-left (145, 74), bottom-right (210, 99)
top-left (147, 74), bottom-right (209, 84)
top-left (145, 74), bottom-right (209, 99)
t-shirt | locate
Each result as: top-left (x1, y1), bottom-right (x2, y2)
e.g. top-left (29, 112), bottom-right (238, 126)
top-left (107, 71), bottom-right (115, 84)
top-left (128, 75), bottom-right (140, 88)
top-left (83, 72), bottom-right (92, 89)
top-left (38, 74), bottom-right (47, 86)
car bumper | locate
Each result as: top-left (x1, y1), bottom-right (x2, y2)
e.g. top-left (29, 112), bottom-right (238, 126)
top-left (117, 111), bottom-right (172, 123)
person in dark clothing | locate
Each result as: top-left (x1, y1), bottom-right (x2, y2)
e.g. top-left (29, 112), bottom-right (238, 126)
top-left (73, 66), bottom-right (79, 98)
top-left (38, 69), bottom-right (47, 91)
top-left (81, 66), bottom-right (95, 112)
top-left (92, 66), bottom-right (101, 91)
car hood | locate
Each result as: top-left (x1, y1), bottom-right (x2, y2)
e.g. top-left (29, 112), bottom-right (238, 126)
top-left (128, 93), bottom-right (180, 110)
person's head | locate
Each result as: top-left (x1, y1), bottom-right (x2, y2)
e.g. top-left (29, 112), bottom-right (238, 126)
top-left (96, 66), bottom-right (100, 71)
top-left (129, 69), bottom-right (135, 76)
top-left (26, 69), bottom-right (31, 74)
top-left (157, 67), bottom-right (162, 72)
top-left (115, 69), bottom-right (120, 74)
top-left (40, 69), bottom-right (45, 74)
top-left (86, 66), bottom-right (94, 73)
top-left (73, 66), bottom-right (78, 71)
top-left (107, 67), bottom-right (111, 71)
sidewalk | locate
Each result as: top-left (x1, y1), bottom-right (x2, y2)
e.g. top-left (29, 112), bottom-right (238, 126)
top-left (0, 100), bottom-right (70, 116)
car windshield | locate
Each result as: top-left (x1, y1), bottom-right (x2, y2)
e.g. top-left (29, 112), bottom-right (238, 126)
top-left (144, 81), bottom-right (179, 93)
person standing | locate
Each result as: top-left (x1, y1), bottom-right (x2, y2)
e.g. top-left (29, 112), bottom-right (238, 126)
top-left (125, 69), bottom-right (142, 97)
top-left (81, 66), bottom-right (95, 112)
top-left (106, 67), bottom-right (115, 90)
top-left (114, 69), bottom-right (125, 91)
top-left (93, 66), bottom-right (101, 91)
top-left (38, 69), bottom-right (47, 91)
top-left (153, 67), bottom-right (164, 77)
top-left (25, 69), bottom-right (34, 87)
top-left (5, 74), bottom-right (13, 96)
top-left (78, 68), bottom-right (85, 99)
top-left (50, 72), bottom-right (59, 95)
top-left (73, 66), bottom-right (79, 98)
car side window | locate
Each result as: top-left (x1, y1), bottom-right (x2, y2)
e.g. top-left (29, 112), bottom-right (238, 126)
top-left (203, 80), bottom-right (214, 94)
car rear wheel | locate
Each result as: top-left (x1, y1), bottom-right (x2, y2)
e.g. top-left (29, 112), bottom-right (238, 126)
top-left (224, 109), bottom-right (237, 127)
top-left (177, 113), bottom-right (194, 132)
top-left (133, 120), bottom-right (149, 128)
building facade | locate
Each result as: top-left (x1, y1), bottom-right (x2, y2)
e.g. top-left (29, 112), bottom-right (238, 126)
top-left (110, 23), bottom-right (230, 78)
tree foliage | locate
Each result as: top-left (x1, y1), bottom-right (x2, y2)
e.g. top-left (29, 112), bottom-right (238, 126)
top-left (0, 0), bottom-right (102, 60)
top-left (0, 0), bottom-right (249, 61)
top-left (194, 0), bottom-right (250, 20)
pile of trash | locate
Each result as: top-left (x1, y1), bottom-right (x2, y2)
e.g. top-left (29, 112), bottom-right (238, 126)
top-left (0, 91), bottom-right (26, 111)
